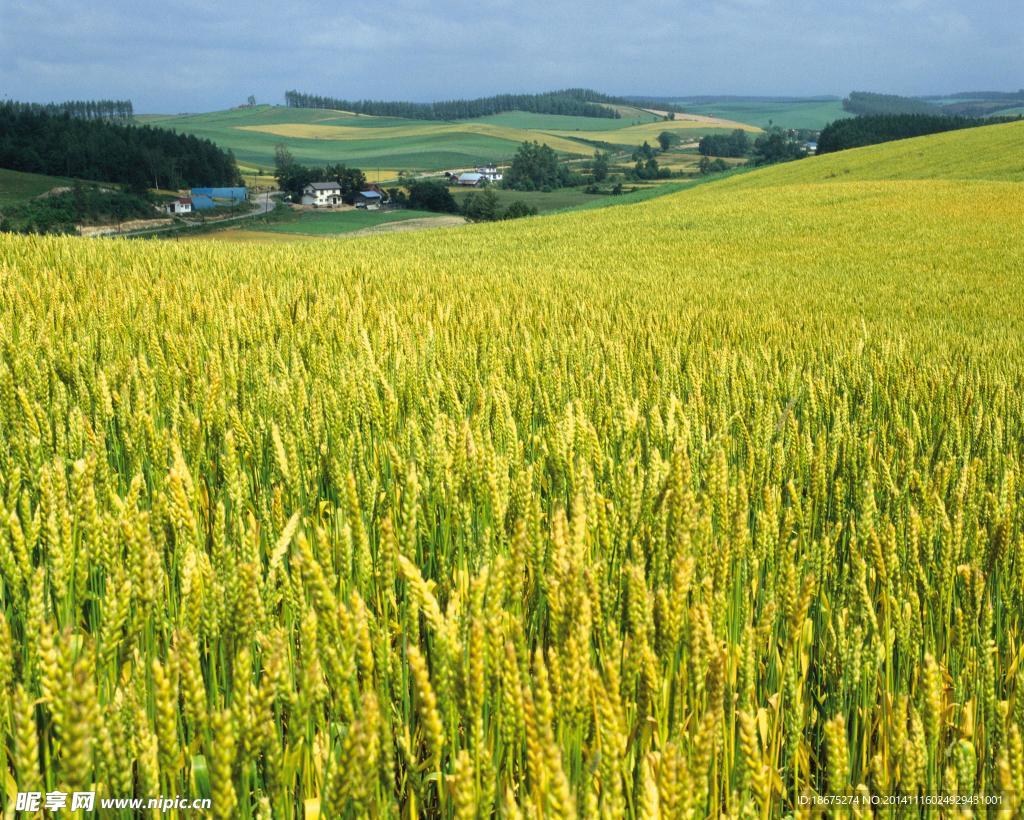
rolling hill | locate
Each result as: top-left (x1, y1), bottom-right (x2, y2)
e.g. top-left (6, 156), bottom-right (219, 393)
top-left (139, 104), bottom-right (757, 172)
top-left (672, 96), bottom-right (852, 130)
top-left (0, 167), bottom-right (84, 207)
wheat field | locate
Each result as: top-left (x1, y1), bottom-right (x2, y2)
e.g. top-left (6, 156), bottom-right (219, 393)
top-left (1, 122), bottom-right (1023, 818)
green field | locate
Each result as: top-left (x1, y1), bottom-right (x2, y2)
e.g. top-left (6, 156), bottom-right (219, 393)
top-left (474, 109), bottom-right (660, 131)
top-left (673, 98), bottom-right (852, 130)
top-left (449, 185), bottom-right (602, 213)
top-left (725, 119), bottom-right (1024, 186)
top-left (0, 168), bottom-right (82, 207)
top-left (250, 207), bottom-right (447, 236)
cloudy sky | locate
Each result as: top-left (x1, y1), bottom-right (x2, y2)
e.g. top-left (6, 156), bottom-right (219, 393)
top-left (1, 0), bottom-right (1020, 112)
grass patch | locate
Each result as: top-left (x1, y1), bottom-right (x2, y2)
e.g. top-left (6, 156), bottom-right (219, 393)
top-left (253, 208), bottom-right (446, 236)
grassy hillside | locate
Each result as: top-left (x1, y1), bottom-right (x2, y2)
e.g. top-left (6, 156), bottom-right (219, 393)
top-left (1, 121), bottom-right (1022, 817)
top-left (725, 119), bottom-right (1024, 186)
top-left (141, 105), bottom-right (756, 171)
top-left (0, 167), bottom-right (82, 207)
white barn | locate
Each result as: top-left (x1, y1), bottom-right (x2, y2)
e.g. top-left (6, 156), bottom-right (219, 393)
top-left (302, 181), bottom-right (343, 207)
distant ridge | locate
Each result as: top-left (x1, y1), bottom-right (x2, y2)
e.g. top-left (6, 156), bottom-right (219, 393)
top-left (659, 95), bottom-right (842, 104)
top-left (283, 89), bottom-right (686, 121)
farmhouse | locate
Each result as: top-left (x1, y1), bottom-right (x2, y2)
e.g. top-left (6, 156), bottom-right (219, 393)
top-left (477, 165), bottom-right (503, 182)
top-left (457, 172), bottom-right (486, 186)
top-left (301, 181), bottom-right (343, 207)
top-left (355, 190), bottom-right (384, 210)
top-left (163, 197), bottom-right (193, 215)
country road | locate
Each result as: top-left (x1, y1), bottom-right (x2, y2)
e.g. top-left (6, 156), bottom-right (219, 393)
top-left (111, 190), bottom-right (280, 238)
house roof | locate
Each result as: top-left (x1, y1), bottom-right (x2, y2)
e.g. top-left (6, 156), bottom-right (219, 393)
top-left (459, 173), bottom-right (484, 181)
top-left (307, 181), bottom-right (341, 190)
top-left (358, 190), bottom-right (382, 199)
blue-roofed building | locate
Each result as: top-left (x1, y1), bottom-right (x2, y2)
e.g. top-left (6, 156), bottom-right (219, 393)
top-left (189, 187), bottom-right (248, 209)
top-left (355, 190), bottom-right (383, 210)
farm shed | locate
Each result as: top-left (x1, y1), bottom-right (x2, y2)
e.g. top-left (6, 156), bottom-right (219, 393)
top-left (458, 172), bottom-right (486, 186)
top-left (163, 197), bottom-right (193, 215)
top-left (355, 190), bottom-right (383, 209)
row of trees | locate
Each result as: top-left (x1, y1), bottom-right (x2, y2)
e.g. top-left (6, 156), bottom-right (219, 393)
top-left (698, 130), bottom-right (750, 157)
top-left (0, 103), bottom-right (239, 190)
top-left (461, 189), bottom-right (538, 221)
top-left (695, 127), bottom-right (809, 167)
top-left (846, 90), bottom-right (1024, 119)
top-left (284, 89), bottom-right (622, 121)
top-left (749, 129), bottom-right (810, 165)
top-left (630, 141), bottom-right (672, 180)
top-left (502, 142), bottom-right (581, 190)
top-left (842, 92), bottom-right (941, 117)
top-left (4, 99), bottom-right (134, 121)
top-left (273, 146), bottom-right (366, 202)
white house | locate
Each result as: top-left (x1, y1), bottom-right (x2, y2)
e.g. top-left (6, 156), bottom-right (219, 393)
top-left (163, 197), bottom-right (193, 215)
top-left (457, 172), bottom-right (486, 186)
top-left (477, 165), bottom-right (503, 182)
top-left (302, 181), bottom-right (343, 207)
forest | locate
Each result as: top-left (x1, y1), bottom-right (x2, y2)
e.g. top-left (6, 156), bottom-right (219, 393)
top-left (0, 103), bottom-right (240, 190)
top-left (283, 89), bottom-right (624, 120)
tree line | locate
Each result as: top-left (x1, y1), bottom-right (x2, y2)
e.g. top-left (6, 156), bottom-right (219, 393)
top-left (698, 130), bottom-right (750, 158)
top-left (842, 92), bottom-right (942, 117)
top-left (0, 103), bottom-right (240, 190)
top-left (817, 113), bottom-right (1021, 154)
top-left (284, 89), bottom-right (624, 121)
top-left (844, 90), bottom-right (1024, 119)
top-left (5, 99), bottom-right (134, 121)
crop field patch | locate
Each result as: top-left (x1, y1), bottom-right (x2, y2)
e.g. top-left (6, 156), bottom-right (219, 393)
top-left (542, 116), bottom-right (761, 147)
top-left (235, 121), bottom-right (592, 155)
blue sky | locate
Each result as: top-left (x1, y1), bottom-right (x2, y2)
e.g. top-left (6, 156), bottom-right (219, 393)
top-left (1, 0), bottom-right (1020, 112)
